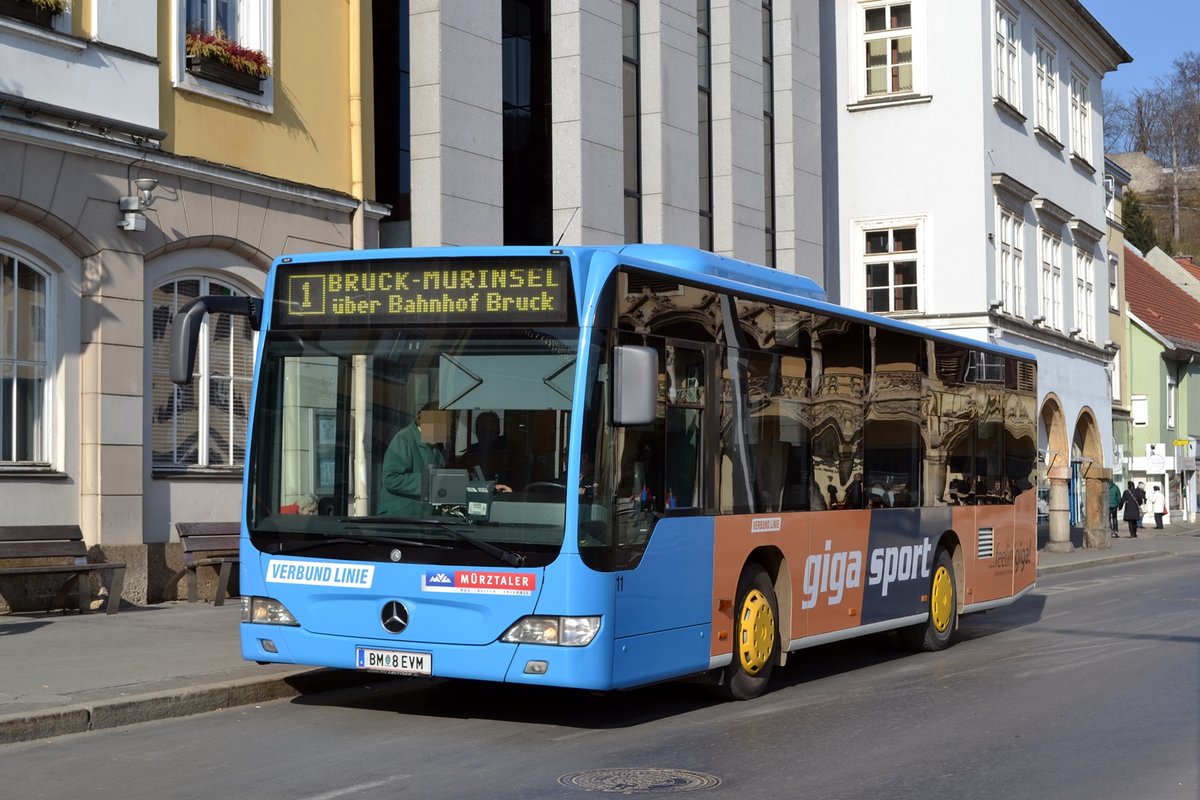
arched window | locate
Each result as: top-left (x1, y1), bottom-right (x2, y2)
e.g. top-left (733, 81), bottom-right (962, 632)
top-left (0, 252), bottom-right (50, 464)
top-left (151, 276), bottom-right (256, 472)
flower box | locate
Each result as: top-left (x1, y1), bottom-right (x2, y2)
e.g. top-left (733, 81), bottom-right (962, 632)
top-left (186, 54), bottom-right (265, 94)
top-left (185, 29), bottom-right (270, 94)
top-left (0, 0), bottom-right (59, 28)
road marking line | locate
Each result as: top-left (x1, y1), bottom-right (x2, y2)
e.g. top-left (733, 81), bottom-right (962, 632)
top-left (298, 776), bottom-right (411, 800)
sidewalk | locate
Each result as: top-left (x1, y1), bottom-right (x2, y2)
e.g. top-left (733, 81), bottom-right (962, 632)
top-left (1035, 517), bottom-right (1200, 574)
top-left (3, 520), bottom-right (1200, 746)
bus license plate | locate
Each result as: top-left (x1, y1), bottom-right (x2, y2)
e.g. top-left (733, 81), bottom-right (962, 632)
top-left (356, 647), bottom-right (432, 675)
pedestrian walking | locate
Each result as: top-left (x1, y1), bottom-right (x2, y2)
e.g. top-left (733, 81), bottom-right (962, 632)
top-left (1118, 481), bottom-right (1140, 538)
top-left (1151, 484), bottom-right (1167, 529)
top-left (1135, 481), bottom-right (1147, 529)
top-left (1108, 478), bottom-right (1121, 535)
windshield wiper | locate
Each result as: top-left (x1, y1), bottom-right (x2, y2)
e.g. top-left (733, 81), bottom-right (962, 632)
top-left (270, 530), bottom-right (453, 555)
top-left (348, 516), bottom-right (527, 567)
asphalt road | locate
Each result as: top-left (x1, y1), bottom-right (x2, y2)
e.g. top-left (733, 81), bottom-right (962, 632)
top-left (3, 554), bottom-right (1197, 800)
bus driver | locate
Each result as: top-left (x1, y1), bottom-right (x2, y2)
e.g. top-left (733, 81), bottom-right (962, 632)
top-left (379, 405), bottom-right (447, 517)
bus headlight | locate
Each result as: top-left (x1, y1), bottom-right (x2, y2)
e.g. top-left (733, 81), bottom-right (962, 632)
top-left (241, 596), bottom-right (300, 626)
top-left (501, 616), bottom-right (601, 647)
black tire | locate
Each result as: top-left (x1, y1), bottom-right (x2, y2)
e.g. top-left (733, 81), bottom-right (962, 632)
top-left (900, 547), bottom-right (957, 652)
top-left (717, 565), bottom-right (779, 700)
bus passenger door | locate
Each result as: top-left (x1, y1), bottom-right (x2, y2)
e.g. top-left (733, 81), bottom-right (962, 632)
top-left (611, 340), bottom-right (714, 686)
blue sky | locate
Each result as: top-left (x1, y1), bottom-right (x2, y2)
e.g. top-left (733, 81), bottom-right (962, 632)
top-left (1083, 0), bottom-right (1200, 100)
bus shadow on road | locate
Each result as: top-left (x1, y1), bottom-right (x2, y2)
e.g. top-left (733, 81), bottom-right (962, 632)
top-left (954, 591), bottom-right (1049, 642)
top-left (290, 600), bottom-right (1050, 729)
top-left (291, 675), bottom-right (721, 728)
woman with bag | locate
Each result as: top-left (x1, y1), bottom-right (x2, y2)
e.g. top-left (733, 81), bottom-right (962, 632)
top-left (1118, 481), bottom-right (1140, 538)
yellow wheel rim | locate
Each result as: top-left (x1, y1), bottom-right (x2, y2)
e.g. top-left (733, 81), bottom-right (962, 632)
top-left (931, 564), bottom-right (953, 633)
top-left (737, 588), bottom-right (776, 675)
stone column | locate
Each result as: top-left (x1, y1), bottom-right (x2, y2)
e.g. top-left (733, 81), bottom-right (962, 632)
top-left (552, 0), bottom-right (624, 245)
top-left (409, 1), bottom-right (503, 246)
top-left (80, 249), bottom-right (147, 602)
top-left (638, 0), bottom-right (701, 247)
top-left (1044, 465), bottom-right (1073, 553)
top-left (709, 0), bottom-right (768, 261)
top-left (1083, 470), bottom-right (1111, 550)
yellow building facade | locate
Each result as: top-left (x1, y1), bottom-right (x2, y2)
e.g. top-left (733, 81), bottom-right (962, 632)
top-left (0, 0), bottom-right (381, 608)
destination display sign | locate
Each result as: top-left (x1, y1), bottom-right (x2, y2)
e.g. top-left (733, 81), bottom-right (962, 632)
top-left (274, 257), bottom-right (571, 327)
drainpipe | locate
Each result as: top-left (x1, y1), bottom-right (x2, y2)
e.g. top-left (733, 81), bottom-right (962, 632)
top-left (348, 0), bottom-right (365, 250)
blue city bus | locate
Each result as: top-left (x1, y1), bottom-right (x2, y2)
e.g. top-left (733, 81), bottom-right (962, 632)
top-left (171, 244), bottom-right (1037, 700)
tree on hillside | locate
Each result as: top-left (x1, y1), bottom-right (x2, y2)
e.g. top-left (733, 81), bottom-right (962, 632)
top-left (1123, 190), bottom-right (1160, 254)
top-left (1103, 89), bottom-right (1154, 154)
top-left (1105, 53), bottom-right (1200, 244)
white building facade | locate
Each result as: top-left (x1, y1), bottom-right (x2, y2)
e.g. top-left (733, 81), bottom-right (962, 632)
top-left (828, 0), bottom-right (1129, 549)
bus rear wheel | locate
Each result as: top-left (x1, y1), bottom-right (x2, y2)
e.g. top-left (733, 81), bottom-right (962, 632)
top-left (718, 565), bottom-right (779, 700)
top-left (901, 547), bottom-right (957, 652)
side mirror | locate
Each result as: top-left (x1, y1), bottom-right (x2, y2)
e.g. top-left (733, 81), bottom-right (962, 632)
top-left (170, 295), bottom-right (261, 385)
top-left (613, 345), bottom-right (658, 426)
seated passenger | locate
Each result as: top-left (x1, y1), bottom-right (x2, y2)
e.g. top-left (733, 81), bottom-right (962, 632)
top-left (460, 411), bottom-right (512, 492)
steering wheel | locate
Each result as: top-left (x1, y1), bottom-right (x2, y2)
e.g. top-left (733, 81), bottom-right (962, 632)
top-left (524, 481), bottom-right (568, 494)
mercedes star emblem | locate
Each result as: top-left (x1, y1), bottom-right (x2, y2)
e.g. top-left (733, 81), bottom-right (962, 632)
top-left (381, 600), bottom-right (409, 634)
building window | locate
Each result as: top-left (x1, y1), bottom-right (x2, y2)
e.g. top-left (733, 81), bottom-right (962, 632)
top-left (0, 253), bottom-right (49, 464)
top-left (1108, 254), bottom-right (1119, 311)
top-left (1074, 248), bottom-right (1094, 341)
top-left (151, 277), bottom-right (256, 472)
top-left (864, 225), bottom-right (919, 313)
top-left (1069, 70), bottom-right (1090, 163)
top-left (966, 351), bottom-right (1006, 383)
top-left (994, 3), bottom-right (1019, 109)
top-left (1034, 39), bottom-right (1057, 137)
top-left (1039, 229), bottom-right (1062, 329)
top-left (179, 0), bottom-right (273, 105)
top-left (998, 203), bottom-right (1024, 317)
top-left (1167, 377), bottom-right (1176, 429)
top-left (1110, 347), bottom-right (1121, 402)
top-left (623, 0), bottom-right (642, 243)
top-left (863, 3), bottom-right (913, 97)
top-left (697, 0), bottom-right (713, 250)
top-left (1131, 394), bottom-right (1147, 426)
top-left (762, 0), bottom-right (776, 266)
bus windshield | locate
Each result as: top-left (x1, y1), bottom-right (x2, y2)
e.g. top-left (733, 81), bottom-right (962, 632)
top-left (247, 326), bottom-right (578, 567)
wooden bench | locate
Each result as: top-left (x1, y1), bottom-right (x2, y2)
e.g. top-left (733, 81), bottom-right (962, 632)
top-left (0, 525), bottom-right (126, 615)
top-left (165, 522), bottom-right (239, 606)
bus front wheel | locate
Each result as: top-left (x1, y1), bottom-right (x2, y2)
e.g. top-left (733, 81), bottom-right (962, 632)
top-left (718, 565), bottom-right (779, 700)
top-left (901, 547), bottom-right (958, 652)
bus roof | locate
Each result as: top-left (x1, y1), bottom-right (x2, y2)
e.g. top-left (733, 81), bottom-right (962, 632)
top-left (603, 244), bottom-right (1036, 364)
top-left (273, 244), bottom-right (1035, 364)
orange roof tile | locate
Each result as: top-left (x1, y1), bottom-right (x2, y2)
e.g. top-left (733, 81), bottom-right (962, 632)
top-left (1125, 245), bottom-right (1200, 351)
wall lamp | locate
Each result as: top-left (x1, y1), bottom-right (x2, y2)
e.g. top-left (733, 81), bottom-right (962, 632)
top-left (117, 177), bottom-right (157, 232)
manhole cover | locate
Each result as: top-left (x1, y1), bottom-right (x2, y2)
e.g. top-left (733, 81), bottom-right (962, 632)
top-left (559, 768), bottom-right (721, 794)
